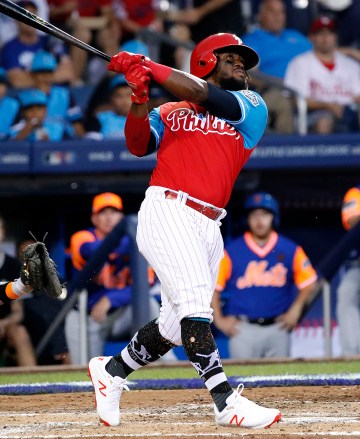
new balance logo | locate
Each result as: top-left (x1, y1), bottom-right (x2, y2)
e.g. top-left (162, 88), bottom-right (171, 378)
top-left (230, 415), bottom-right (245, 426)
top-left (98, 380), bottom-right (107, 397)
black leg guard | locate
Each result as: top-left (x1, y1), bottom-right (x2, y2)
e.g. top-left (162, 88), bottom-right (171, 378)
top-left (106, 319), bottom-right (175, 378)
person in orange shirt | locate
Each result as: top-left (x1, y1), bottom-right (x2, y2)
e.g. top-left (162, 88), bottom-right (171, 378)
top-left (337, 185), bottom-right (360, 355)
top-left (65, 192), bottom-right (160, 364)
top-left (212, 192), bottom-right (318, 359)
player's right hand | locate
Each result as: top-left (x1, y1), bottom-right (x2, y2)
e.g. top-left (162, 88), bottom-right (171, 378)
top-left (214, 316), bottom-right (240, 337)
top-left (125, 63), bottom-right (151, 104)
top-left (108, 51), bottom-right (147, 74)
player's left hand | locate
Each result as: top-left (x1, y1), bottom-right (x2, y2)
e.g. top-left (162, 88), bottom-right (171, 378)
top-left (125, 63), bottom-right (151, 104)
top-left (108, 51), bottom-right (147, 74)
top-left (276, 303), bottom-right (302, 331)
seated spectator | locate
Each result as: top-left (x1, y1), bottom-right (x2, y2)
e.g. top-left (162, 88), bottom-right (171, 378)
top-left (112, 0), bottom-right (163, 44)
top-left (65, 192), bottom-right (160, 364)
top-left (212, 192), bottom-right (318, 359)
top-left (242, 0), bottom-right (312, 133)
top-left (18, 238), bottom-right (70, 365)
top-left (69, 0), bottom-right (121, 84)
top-left (85, 74), bottom-right (132, 139)
top-left (30, 50), bottom-right (85, 138)
top-left (0, 216), bottom-right (36, 367)
top-left (10, 89), bottom-right (68, 141)
top-left (284, 17), bottom-right (360, 134)
top-left (0, 68), bottom-right (20, 141)
top-left (163, 0), bottom-right (246, 44)
top-left (0, 0), bottom-right (75, 88)
top-left (0, 0), bottom-right (49, 49)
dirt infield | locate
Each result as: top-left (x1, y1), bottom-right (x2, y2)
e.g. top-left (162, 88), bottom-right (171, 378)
top-left (1, 385), bottom-right (360, 438)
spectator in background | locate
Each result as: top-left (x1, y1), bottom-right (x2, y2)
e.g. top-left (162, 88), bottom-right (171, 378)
top-left (18, 238), bottom-right (70, 365)
top-left (0, 0), bottom-right (49, 48)
top-left (10, 89), bottom-right (68, 141)
top-left (85, 74), bottom-right (132, 139)
top-left (0, 68), bottom-right (20, 141)
top-left (337, 185), bottom-right (360, 356)
top-left (242, 0), bottom-right (312, 133)
top-left (30, 50), bottom-right (85, 138)
top-left (65, 192), bottom-right (160, 364)
top-left (164, 0), bottom-right (246, 44)
top-left (212, 192), bottom-right (318, 359)
top-left (0, 216), bottom-right (36, 367)
top-left (69, 0), bottom-right (121, 84)
top-left (284, 16), bottom-right (360, 134)
top-left (112, 0), bottom-right (163, 44)
top-left (0, 0), bottom-right (75, 88)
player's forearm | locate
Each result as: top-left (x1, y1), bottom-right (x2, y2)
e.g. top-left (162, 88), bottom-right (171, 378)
top-left (124, 106), bottom-right (151, 157)
top-left (148, 61), bottom-right (209, 103)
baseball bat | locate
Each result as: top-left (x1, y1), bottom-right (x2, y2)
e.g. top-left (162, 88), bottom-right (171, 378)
top-left (0, 0), bottom-right (111, 61)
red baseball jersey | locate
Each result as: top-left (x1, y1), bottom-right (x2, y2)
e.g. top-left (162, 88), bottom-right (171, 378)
top-left (148, 90), bottom-right (268, 208)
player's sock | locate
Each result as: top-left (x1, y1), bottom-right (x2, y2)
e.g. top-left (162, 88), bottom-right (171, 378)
top-left (105, 318), bottom-right (175, 378)
top-left (181, 317), bottom-right (233, 412)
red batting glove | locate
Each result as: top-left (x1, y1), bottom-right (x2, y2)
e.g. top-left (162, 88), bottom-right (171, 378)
top-left (108, 51), bottom-right (146, 74)
top-left (125, 64), bottom-right (151, 104)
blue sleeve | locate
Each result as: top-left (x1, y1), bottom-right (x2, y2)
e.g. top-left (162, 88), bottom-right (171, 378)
top-left (226, 90), bottom-right (268, 149)
top-left (106, 286), bottom-right (132, 308)
top-left (148, 107), bottom-right (165, 150)
top-left (80, 241), bottom-right (102, 259)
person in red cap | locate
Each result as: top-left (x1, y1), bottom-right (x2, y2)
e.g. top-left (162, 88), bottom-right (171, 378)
top-left (285, 16), bottom-right (360, 133)
top-left (65, 192), bottom-right (160, 365)
top-left (88, 33), bottom-right (282, 430)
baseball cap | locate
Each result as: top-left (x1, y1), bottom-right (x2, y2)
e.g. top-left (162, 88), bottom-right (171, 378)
top-left (18, 89), bottom-right (47, 108)
top-left (92, 192), bottom-right (123, 214)
top-left (31, 50), bottom-right (57, 72)
top-left (310, 17), bottom-right (336, 34)
top-left (0, 67), bottom-right (7, 84)
top-left (108, 74), bottom-right (128, 92)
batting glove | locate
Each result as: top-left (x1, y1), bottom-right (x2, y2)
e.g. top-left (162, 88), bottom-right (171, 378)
top-left (108, 51), bottom-right (148, 74)
top-left (125, 63), bottom-right (151, 104)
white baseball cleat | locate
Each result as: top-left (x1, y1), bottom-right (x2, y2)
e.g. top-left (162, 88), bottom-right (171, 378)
top-left (88, 356), bottom-right (129, 427)
top-left (214, 384), bottom-right (281, 429)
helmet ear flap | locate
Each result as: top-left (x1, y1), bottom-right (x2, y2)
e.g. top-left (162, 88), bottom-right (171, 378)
top-left (192, 51), bottom-right (218, 78)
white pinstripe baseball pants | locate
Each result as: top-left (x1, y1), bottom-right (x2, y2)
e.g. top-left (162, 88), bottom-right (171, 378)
top-left (136, 186), bottom-right (226, 346)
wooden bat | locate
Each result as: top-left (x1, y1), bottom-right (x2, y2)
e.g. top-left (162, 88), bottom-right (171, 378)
top-left (0, 0), bottom-right (111, 61)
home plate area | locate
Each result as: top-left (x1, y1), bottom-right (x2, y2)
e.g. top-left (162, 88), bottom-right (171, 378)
top-left (1, 386), bottom-right (360, 438)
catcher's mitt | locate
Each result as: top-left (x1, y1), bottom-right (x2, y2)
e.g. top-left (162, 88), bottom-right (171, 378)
top-left (20, 241), bottom-right (63, 299)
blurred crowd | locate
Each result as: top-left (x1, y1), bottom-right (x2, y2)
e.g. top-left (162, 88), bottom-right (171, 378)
top-left (0, 0), bottom-right (359, 138)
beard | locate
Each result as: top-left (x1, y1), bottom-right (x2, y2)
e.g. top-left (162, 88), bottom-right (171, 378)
top-left (218, 76), bottom-right (247, 91)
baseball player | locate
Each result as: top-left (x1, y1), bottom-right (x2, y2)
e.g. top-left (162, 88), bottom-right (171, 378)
top-left (337, 185), bottom-right (360, 355)
top-left (88, 33), bottom-right (282, 429)
top-left (65, 192), bottom-right (160, 364)
top-left (212, 192), bottom-right (318, 359)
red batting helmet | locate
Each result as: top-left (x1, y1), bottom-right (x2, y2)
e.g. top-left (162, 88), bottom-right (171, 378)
top-left (190, 33), bottom-right (259, 78)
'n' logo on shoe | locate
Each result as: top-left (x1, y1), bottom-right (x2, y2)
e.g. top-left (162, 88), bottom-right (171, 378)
top-left (98, 380), bottom-right (107, 397)
top-left (230, 415), bottom-right (244, 426)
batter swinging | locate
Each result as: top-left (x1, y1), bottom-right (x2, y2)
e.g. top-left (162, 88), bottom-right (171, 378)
top-left (88, 33), bottom-right (282, 429)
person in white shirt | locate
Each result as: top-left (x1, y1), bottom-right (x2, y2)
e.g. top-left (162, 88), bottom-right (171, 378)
top-left (284, 16), bottom-right (360, 134)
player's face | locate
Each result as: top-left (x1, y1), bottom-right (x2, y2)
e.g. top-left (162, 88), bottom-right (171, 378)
top-left (211, 52), bottom-right (248, 90)
top-left (248, 208), bottom-right (274, 238)
top-left (311, 29), bottom-right (337, 54)
top-left (92, 207), bottom-right (124, 235)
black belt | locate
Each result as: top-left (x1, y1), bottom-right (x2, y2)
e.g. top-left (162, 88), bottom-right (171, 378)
top-left (238, 316), bottom-right (277, 326)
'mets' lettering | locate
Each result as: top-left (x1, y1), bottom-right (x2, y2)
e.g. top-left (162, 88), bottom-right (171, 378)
top-left (236, 261), bottom-right (288, 288)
